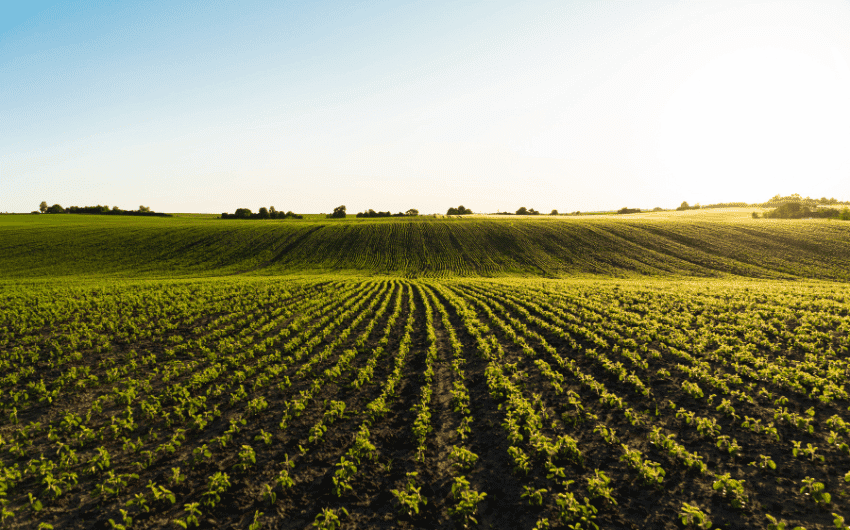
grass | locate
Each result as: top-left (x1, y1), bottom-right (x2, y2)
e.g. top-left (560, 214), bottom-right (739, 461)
top-left (2, 211), bottom-right (849, 529)
top-left (2, 212), bottom-right (850, 280)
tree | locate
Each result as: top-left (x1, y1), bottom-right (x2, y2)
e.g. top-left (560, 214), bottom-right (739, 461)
top-left (406, 209), bottom-right (419, 216)
top-left (258, 207), bottom-right (270, 219)
top-left (328, 205), bottom-right (346, 219)
top-left (234, 208), bottom-right (253, 219)
top-left (47, 204), bottom-right (64, 214)
top-left (269, 206), bottom-right (277, 219)
top-left (446, 205), bottom-right (472, 215)
top-left (39, 201), bottom-right (48, 213)
top-left (139, 205), bottom-right (151, 213)
top-left (516, 207), bottom-right (528, 215)
top-left (550, 209), bottom-right (559, 215)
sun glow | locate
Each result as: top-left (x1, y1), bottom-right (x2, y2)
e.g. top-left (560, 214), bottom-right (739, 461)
top-left (655, 45), bottom-right (850, 202)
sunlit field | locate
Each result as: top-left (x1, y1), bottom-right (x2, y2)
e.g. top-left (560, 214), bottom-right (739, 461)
top-left (3, 213), bottom-right (850, 280)
top-left (473, 207), bottom-right (769, 221)
top-left (6, 0), bottom-right (850, 528)
top-left (1, 214), bottom-right (849, 530)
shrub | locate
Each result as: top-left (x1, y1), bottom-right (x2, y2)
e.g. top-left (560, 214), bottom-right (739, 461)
top-left (327, 205), bottom-right (347, 219)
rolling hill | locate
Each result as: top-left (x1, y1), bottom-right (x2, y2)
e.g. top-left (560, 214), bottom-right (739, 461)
top-left (2, 212), bottom-right (849, 280)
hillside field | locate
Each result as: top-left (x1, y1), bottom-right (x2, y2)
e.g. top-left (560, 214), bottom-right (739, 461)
top-left (2, 212), bottom-right (850, 280)
top-left (1, 214), bottom-right (850, 529)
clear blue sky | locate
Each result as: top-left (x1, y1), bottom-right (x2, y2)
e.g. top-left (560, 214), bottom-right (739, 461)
top-left (3, 0), bottom-right (850, 214)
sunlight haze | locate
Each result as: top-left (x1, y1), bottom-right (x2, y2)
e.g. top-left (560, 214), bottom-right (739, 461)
top-left (2, 0), bottom-right (849, 214)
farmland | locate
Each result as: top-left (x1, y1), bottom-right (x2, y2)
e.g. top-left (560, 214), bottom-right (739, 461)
top-left (2, 274), bottom-right (850, 529)
top-left (2, 214), bottom-right (850, 529)
top-left (2, 213), bottom-right (850, 280)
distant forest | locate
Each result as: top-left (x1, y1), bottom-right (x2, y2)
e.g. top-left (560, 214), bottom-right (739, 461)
top-left (221, 207), bottom-right (302, 219)
top-left (618, 195), bottom-right (850, 219)
top-left (31, 194), bottom-right (850, 220)
top-left (700, 194), bottom-right (850, 209)
top-left (356, 208), bottom-right (418, 218)
top-left (35, 202), bottom-right (169, 217)
top-left (758, 202), bottom-right (850, 220)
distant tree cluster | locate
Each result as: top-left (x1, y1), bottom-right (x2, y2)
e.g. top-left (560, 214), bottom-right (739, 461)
top-left (446, 205), bottom-right (473, 215)
top-left (497, 207), bottom-right (540, 215)
top-left (674, 195), bottom-right (850, 212)
top-left (355, 209), bottom-right (418, 218)
top-left (760, 202), bottom-right (850, 220)
top-left (759, 194), bottom-right (849, 208)
top-left (676, 201), bottom-right (700, 211)
top-left (617, 207), bottom-right (642, 214)
top-left (221, 207), bottom-right (302, 219)
top-left (327, 205), bottom-right (347, 219)
top-left (37, 202), bottom-right (168, 217)
top-left (700, 202), bottom-right (748, 209)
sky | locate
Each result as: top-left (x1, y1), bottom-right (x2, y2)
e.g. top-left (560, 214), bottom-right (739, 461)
top-left (2, 0), bottom-right (850, 214)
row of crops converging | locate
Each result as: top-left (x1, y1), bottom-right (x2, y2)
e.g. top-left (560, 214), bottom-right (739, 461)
top-left (1, 278), bottom-right (850, 529)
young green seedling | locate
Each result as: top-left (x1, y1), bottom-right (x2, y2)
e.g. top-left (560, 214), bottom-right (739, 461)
top-left (312, 507), bottom-right (348, 530)
top-left (248, 510), bottom-right (263, 530)
top-left (679, 502), bottom-right (712, 529)
top-left (586, 470), bottom-right (617, 505)
top-left (800, 476), bottom-right (831, 506)
top-left (448, 476), bottom-right (487, 528)
top-left (173, 502), bottom-right (201, 528)
top-left (749, 454), bottom-right (776, 471)
top-left (391, 472), bottom-right (428, 516)
top-left (521, 486), bottom-right (547, 506)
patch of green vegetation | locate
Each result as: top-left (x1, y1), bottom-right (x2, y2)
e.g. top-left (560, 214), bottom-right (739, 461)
top-left (1, 275), bottom-right (847, 529)
top-left (2, 213), bottom-right (850, 280)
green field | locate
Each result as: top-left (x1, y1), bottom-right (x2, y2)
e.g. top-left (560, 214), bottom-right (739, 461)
top-left (3, 212), bottom-right (850, 279)
top-left (1, 214), bottom-right (849, 529)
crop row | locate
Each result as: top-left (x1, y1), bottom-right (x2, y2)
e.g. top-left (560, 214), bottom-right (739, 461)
top-left (0, 277), bottom-right (848, 529)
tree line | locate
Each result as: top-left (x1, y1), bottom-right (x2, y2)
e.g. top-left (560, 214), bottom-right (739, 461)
top-left (446, 205), bottom-right (473, 215)
top-left (760, 194), bottom-right (850, 208)
top-left (756, 203), bottom-right (850, 220)
top-left (331, 205), bottom-right (470, 217)
top-left (356, 208), bottom-right (418, 218)
top-left (36, 202), bottom-right (169, 217)
top-left (679, 195), bottom-right (850, 210)
top-left (676, 201), bottom-right (700, 211)
top-left (221, 207), bottom-right (302, 219)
